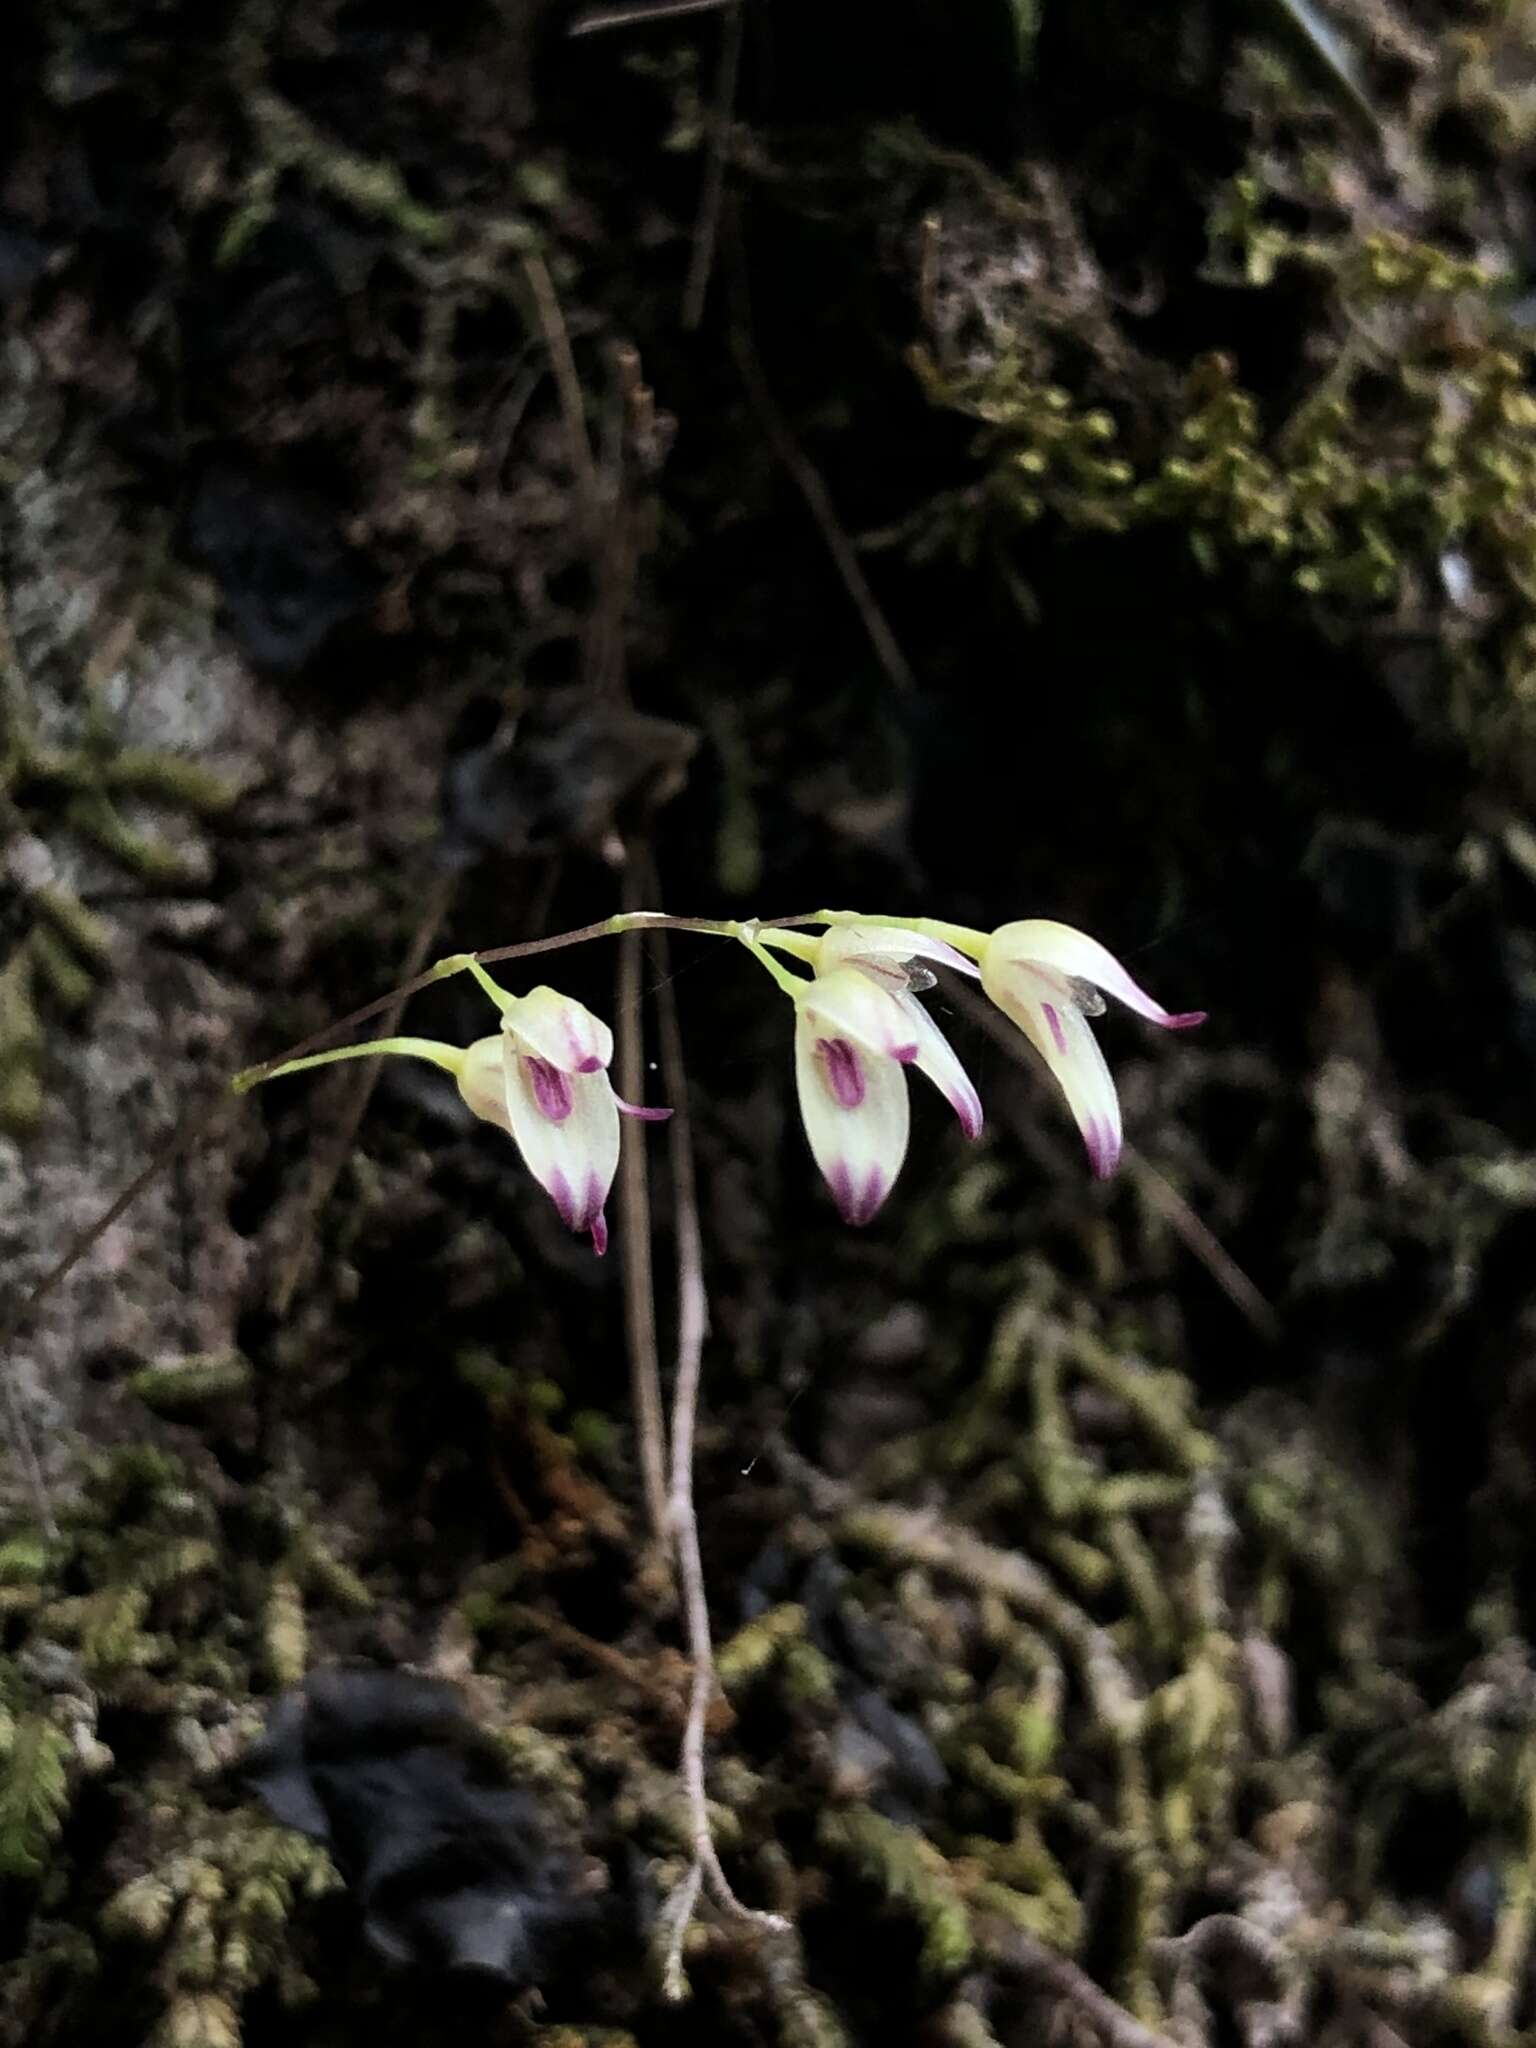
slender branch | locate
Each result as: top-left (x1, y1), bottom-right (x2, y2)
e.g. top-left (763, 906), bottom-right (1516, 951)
top-left (569, 0), bottom-right (730, 29)
top-left (521, 250), bottom-right (599, 511)
top-left (617, 879), bottom-right (670, 1550)
top-left (269, 878), bottom-right (454, 1316)
top-left (649, 907), bottom-right (789, 1960)
top-left (231, 910), bottom-right (829, 1092)
top-left (681, 0), bottom-right (743, 330)
top-left (941, 975), bottom-right (1275, 1338)
top-left (981, 1923), bottom-right (1181, 2048)
top-left (727, 234), bottom-right (919, 699)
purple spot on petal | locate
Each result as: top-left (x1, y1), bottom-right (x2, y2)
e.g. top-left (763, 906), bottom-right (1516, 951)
top-left (952, 1091), bottom-right (983, 1140)
top-left (1041, 1002), bottom-right (1069, 1057)
top-left (1085, 1116), bottom-right (1120, 1180)
top-left (1159, 1010), bottom-right (1207, 1031)
top-left (589, 1209), bottom-right (609, 1256)
top-left (818, 1037), bottom-right (866, 1109)
top-left (828, 1160), bottom-right (888, 1225)
top-left (526, 1056), bottom-right (573, 1122)
top-left (565, 1019), bottom-right (605, 1073)
top-left (892, 1041), bottom-right (920, 1065)
top-left (547, 1168), bottom-right (579, 1226)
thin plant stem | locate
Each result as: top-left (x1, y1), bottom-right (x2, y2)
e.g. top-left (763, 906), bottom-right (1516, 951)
top-left (231, 910), bottom-right (829, 1093)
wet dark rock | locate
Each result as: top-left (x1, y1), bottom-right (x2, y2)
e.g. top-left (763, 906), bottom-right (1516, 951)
top-left (242, 1670), bottom-right (604, 1983)
top-left (186, 467), bottom-right (376, 671)
top-left (0, 220), bottom-right (52, 300)
top-left (438, 687), bottom-right (696, 866)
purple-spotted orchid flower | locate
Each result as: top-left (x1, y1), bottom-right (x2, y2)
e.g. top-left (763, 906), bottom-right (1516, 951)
top-left (241, 980), bottom-right (668, 1254)
top-left (977, 920), bottom-right (1204, 1179)
top-left (770, 924), bottom-right (983, 1227)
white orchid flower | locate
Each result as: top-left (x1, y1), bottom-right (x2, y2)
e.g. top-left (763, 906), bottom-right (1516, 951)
top-left (786, 924), bottom-right (983, 1226)
top-left (243, 982), bottom-right (668, 1255)
top-left (978, 920), bottom-right (1203, 1178)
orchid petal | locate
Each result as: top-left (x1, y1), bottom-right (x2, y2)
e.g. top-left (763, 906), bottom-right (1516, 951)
top-left (455, 1036), bottom-right (517, 1136)
top-left (793, 1011), bottom-right (910, 1225)
top-left (798, 965), bottom-right (921, 1063)
top-left (503, 985), bottom-right (615, 1074)
top-left (617, 1095), bottom-right (673, 1121)
top-left (816, 923), bottom-right (982, 982)
top-left (890, 991), bottom-right (983, 1139)
top-left (982, 960), bottom-right (1122, 1178)
top-left (984, 921), bottom-right (1204, 1030)
top-left (500, 1041), bottom-right (621, 1252)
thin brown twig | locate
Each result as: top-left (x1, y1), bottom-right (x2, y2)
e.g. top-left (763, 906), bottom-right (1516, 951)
top-left (1124, 1151), bottom-right (1280, 1343)
top-left (568, 0), bottom-right (730, 31)
top-left (233, 911), bottom-right (826, 1090)
top-left (646, 892), bottom-right (789, 1967)
top-left (521, 249), bottom-right (599, 510)
top-left (944, 975), bottom-right (1277, 1339)
top-left (269, 872), bottom-right (457, 1316)
top-left (682, 0), bottom-right (744, 330)
top-left (501, 1598), bottom-right (687, 1727)
top-left (981, 1922), bottom-right (1181, 2048)
top-left (617, 873), bottom-right (671, 1550)
top-left (727, 228), bottom-right (917, 698)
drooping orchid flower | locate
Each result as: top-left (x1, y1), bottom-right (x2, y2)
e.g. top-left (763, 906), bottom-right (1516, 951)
top-left (772, 924), bottom-right (984, 1226)
top-left (242, 982), bottom-right (668, 1254)
top-left (977, 920), bottom-right (1204, 1179)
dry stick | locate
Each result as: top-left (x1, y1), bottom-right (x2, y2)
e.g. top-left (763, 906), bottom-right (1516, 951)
top-left (521, 249), bottom-right (599, 512)
top-left (569, 0), bottom-right (731, 30)
top-left (270, 872), bottom-right (457, 1316)
top-left (681, 0), bottom-right (744, 331)
top-left (982, 1924), bottom-right (1181, 2048)
top-left (728, 246), bottom-right (917, 698)
top-left (944, 977), bottom-right (1279, 1342)
top-left (616, 881), bottom-right (670, 1550)
top-left (648, 910), bottom-right (789, 1969)
top-left (1127, 1152), bottom-right (1280, 1344)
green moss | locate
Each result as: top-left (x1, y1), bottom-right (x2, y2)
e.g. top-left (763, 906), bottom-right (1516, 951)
top-left (130, 1352), bottom-right (255, 1415)
top-left (717, 1603), bottom-right (808, 1693)
top-left (818, 1805), bottom-right (973, 1979)
top-left (0, 1714), bottom-right (72, 1881)
top-left (2, 697), bottom-right (241, 1137)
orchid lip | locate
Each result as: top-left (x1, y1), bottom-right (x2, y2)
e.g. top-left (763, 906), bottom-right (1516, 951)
top-left (819, 1038), bottom-right (866, 1109)
top-left (526, 1057), bottom-right (574, 1123)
